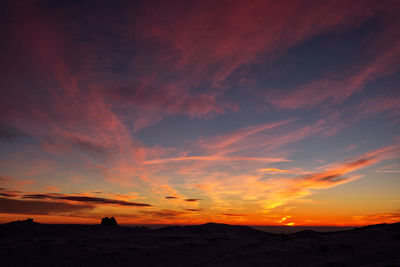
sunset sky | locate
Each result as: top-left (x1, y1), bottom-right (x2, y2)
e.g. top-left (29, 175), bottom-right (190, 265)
top-left (0, 0), bottom-right (399, 226)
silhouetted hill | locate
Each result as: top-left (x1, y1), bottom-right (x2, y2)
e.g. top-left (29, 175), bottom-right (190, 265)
top-left (158, 222), bottom-right (275, 237)
top-left (1, 220), bottom-right (399, 266)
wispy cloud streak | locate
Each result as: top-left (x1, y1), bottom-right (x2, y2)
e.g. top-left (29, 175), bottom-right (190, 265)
top-left (22, 194), bottom-right (152, 207)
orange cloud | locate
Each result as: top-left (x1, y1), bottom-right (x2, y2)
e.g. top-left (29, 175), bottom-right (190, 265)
top-left (45, 186), bottom-right (59, 192)
top-left (258, 168), bottom-right (293, 174)
top-left (192, 144), bottom-right (399, 215)
top-left (277, 216), bottom-right (292, 223)
top-left (351, 212), bottom-right (400, 225)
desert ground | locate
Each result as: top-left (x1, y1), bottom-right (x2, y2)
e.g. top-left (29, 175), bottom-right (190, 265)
top-left (1, 220), bottom-right (399, 266)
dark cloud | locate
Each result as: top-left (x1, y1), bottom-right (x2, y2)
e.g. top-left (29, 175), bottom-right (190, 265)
top-left (0, 188), bottom-right (20, 193)
top-left (23, 194), bottom-right (50, 199)
top-left (184, 198), bottom-right (201, 202)
top-left (315, 173), bottom-right (347, 183)
top-left (165, 196), bottom-right (178, 199)
top-left (23, 194), bottom-right (152, 207)
top-left (0, 192), bottom-right (18, 197)
top-left (0, 197), bottom-right (93, 215)
top-left (0, 124), bottom-right (28, 142)
top-left (344, 157), bottom-right (373, 169)
top-left (0, 176), bottom-right (12, 183)
top-left (222, 213), bottom-right (248, 216)
top-left (0, 187), bottom-right (20, 197)
top-left (185, 209), bottom-right (202, 212)
top-left (71, 138), bottom-right (116, 159)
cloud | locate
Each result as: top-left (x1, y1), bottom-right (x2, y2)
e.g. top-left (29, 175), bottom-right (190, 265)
top-left (154, 116), bottom-right (344, 179)
top-left (1, 0), bottom-right (399, 225)
top-left (0, 177), bottom-right (36, 192)
top-left (0, 187), bottom-right (20, 197)
top-left (0, 1), bottom-right (156, 186)
top-left (22, 194), bottom-right (152, 207)
top-left (185, 209), bottom-right (202, 212)
top-left (355, 93), bottom-right (400, 121)
top-left (71, 138), bottom-right (117, 160)
top-left (45, 186), bottom-right (59, 192)
top-left (144, 155), bottom-right (289, 165)
top-left (165, 196), bottom-right (178, 199)
top-left (107, 83), bottom-right (237, 118)
top-left (0, 188), bottom-right (20, 197)
top-left (199, 120), bottom-right (292, 150)
top-left (258, 168), bottom-right (293, 174)
top-left (221, 214), bottom-right (248, 217)
top-left (195, 116), bottom-right (343, 160)
top-left (266, 16), bottom-right (400, 110)
top-left (134, 0), bottom-right (387, 91)
top-left (192, 144), bottom-right (400, 212)
top-left (344, 144), bottom-right (357, 152)
top-left (351, 212), bottom-right (400, 225)
top-left (0, 176), bottom-right (13, 183)
top-left (184, 199), bottom-right (201, 202)
top-left (0, 197), bottom-right (93, 215)
top-left (3, 0), bottom-right (392, 138)
top-left (0, 193), bottom-right (17, 197)
top-left (277, 216), bottom-right (292, 223)
top-left (0, 124), bottom-right (28, 142)
top-left (268, 145), bottom-right (400, 204)
top-left (140, 209), bottom-right (187, 218)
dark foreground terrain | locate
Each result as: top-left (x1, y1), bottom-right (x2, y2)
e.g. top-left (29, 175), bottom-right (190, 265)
top-left (1, 221), bottom-right (399, 266)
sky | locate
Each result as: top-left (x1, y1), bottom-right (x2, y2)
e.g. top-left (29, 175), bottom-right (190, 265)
top-left (0, 0), bottom-right (399, 226)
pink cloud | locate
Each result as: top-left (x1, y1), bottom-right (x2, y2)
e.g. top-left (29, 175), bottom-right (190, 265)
top-left (107, 79), bottom-right (238, 119)
top-left (143, 155), bottom-right (289, 165)
top-left (135, 0), bottom-right (385, 88)
top-left (356, 94), bottom-right (400, 121)
top-left (344, 144), bottom-right (357, 152)
top-left (199, 120), bottom-right (293, 150)
top-left (1, 0), bottom-right (399, 222)
top-left (266, 17), bottom-right (400, 110)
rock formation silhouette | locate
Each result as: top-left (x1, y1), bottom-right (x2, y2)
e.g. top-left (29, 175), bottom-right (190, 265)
top-left (101, 216), bottom-right (117, 225)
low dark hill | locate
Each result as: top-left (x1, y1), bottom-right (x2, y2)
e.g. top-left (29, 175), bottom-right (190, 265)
top-left (1, 220), bottom-right (399, 266)
top-left (158, 222), bottom-right (276, 237)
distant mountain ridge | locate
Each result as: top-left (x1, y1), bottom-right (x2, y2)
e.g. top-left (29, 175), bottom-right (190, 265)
top-left (2, 219), bottom-right (399, 235)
